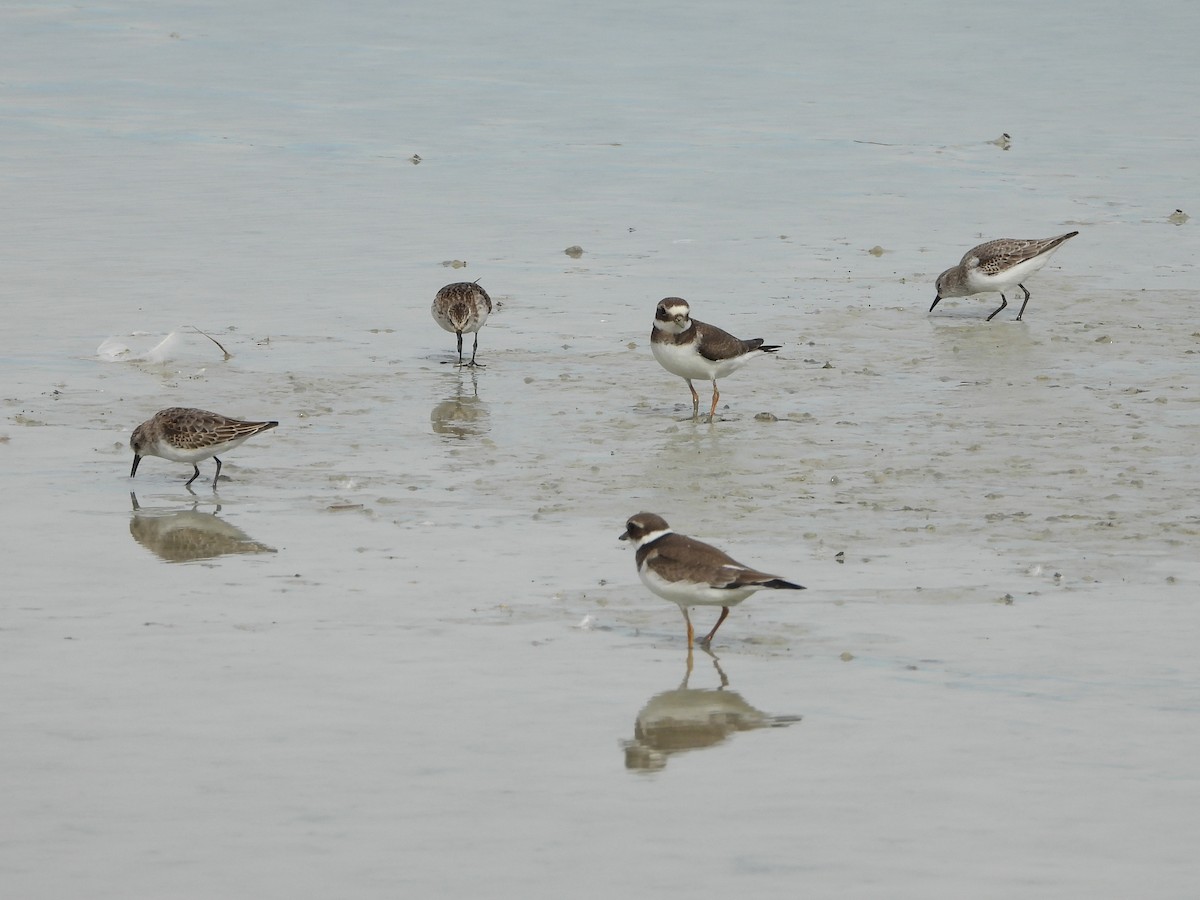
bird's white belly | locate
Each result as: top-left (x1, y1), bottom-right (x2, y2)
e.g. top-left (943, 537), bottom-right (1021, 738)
top-left (651, 340), bottom-right (754, 381)
top-left (639, 565), bottom-right (756, 608)
top-left (433, 306), bottom-right (488, 335)
top-left (151, 435), bottom-right (249, 463)
top-left (965, 254), bottom-right (1052, 295)
top-left (461, 308), bottom-right (489, 334)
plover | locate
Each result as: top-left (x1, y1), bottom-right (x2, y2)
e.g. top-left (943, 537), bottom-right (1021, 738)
top-left (619, 512), bottom-right (805, 649)
top-left (650, 297), bottom-right (781, 421)
top-left (432, 281), bottom-right (492, 367)
top-left (130, 408), bottom-right (278, 488)
top-left (930, 231), bottom-right (1079, 322)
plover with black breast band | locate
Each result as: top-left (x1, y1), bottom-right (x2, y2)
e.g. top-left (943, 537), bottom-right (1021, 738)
top-left (649, 297), bottom-right (780, 422)
top-left (619, 512), bottom-right (805, 649)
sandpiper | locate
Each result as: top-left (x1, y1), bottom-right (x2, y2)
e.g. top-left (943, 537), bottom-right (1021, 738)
top-left (931, 231), bottom-right (1079, 321)
top-left (130, 408), bottom-right (278, 488)
top-left (432, 281), bottom-right (492, 367)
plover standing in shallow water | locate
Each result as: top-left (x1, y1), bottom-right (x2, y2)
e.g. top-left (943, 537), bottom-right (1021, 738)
top-left (931, 231), bottom-right (1079, 322)
top-left (432, 281), bottom-right (492, 367)
top-left (619, 512), bottom-right (805, 649)
top-left (130, 408), bottom-right (278, 487)
top-left (650, 297), bottom-right (780, 422)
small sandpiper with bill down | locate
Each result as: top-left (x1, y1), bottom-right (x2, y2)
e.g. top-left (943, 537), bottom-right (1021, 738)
top-left (931, 231), bottom-right (1078, 322)
top-left (130, 408), bottom-right (278, 488)
top-left (432, 281), bottom-right (492, 367)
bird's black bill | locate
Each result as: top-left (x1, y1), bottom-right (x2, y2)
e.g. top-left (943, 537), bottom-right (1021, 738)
top-left (929, 295), bottom-right (942, 312)
top-left (130, 455), bottom-right (142, 478)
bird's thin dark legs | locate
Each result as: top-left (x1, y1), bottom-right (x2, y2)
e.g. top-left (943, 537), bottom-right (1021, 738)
top-left (449, 330), bottom-right (484, 368)
top-left (213, 456), bottom-right (223, 486)
top-left (465, 331), bottom-right (484, 367)
top-left (1015, 284), bottom-right (1032, 321)
top-left (185, 464), bottom-right (201, 487)
top-left (986, 293), bottom-right (1009, 322)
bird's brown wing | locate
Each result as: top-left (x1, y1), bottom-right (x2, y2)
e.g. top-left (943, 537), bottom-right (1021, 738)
top-left (640, 533), bottom-right (801, 590)
top-left (162, 409), bottom-right (278, 451)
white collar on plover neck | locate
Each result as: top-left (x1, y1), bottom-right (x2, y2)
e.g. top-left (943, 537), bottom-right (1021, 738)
top-left (633, 527), bottom-right (671, 547)
top-left (621, 512), bottom-right (676, 547)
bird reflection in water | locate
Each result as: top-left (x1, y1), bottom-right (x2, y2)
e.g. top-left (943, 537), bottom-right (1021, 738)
top-left (430, 372), bottom-right (489, 439)
top-left (129, 493), bottom-right (276, 563)
top-left (623, 651), bottom-right (801, 772)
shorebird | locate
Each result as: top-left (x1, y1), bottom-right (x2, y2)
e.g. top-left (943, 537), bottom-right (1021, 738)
top-left (130, 408), bottom-right (278, 488)
top-left (619, 512), bottom-right (805, 648)
top-left (432, 281), bottom-right (492, 367)
top-left (650, 297), bottom-right (780, 421)
top-left (931, 231), bottom-right (1079, 321)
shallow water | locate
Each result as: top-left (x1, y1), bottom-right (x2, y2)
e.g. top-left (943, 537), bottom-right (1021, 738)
top-left (3, 1), bottom-right (1199, 896)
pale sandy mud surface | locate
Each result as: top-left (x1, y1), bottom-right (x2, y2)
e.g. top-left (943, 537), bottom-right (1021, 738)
top-left (2, 1), bottom-right (1199, 897)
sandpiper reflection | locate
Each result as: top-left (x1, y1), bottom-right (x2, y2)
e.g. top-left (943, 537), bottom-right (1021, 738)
top-left (623, 651), bottom-right (801, 772)
top-left (430, 372), bottom-right (489, 439)
top-left (129, 493), bottom-right (276, 563)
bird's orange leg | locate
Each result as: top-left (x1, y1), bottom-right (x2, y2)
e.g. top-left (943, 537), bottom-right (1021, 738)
top-left (699, 606), bottom-right (730, 645)
top-left (685, 380), bottom-right (700, 419)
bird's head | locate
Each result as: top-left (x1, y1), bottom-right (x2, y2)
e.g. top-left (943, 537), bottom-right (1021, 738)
top-left (653, 298), bottom-right (691, 334)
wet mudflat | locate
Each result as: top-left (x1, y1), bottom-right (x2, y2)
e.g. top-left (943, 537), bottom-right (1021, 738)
top-left (2, 1), bottom-right (1198, 897)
